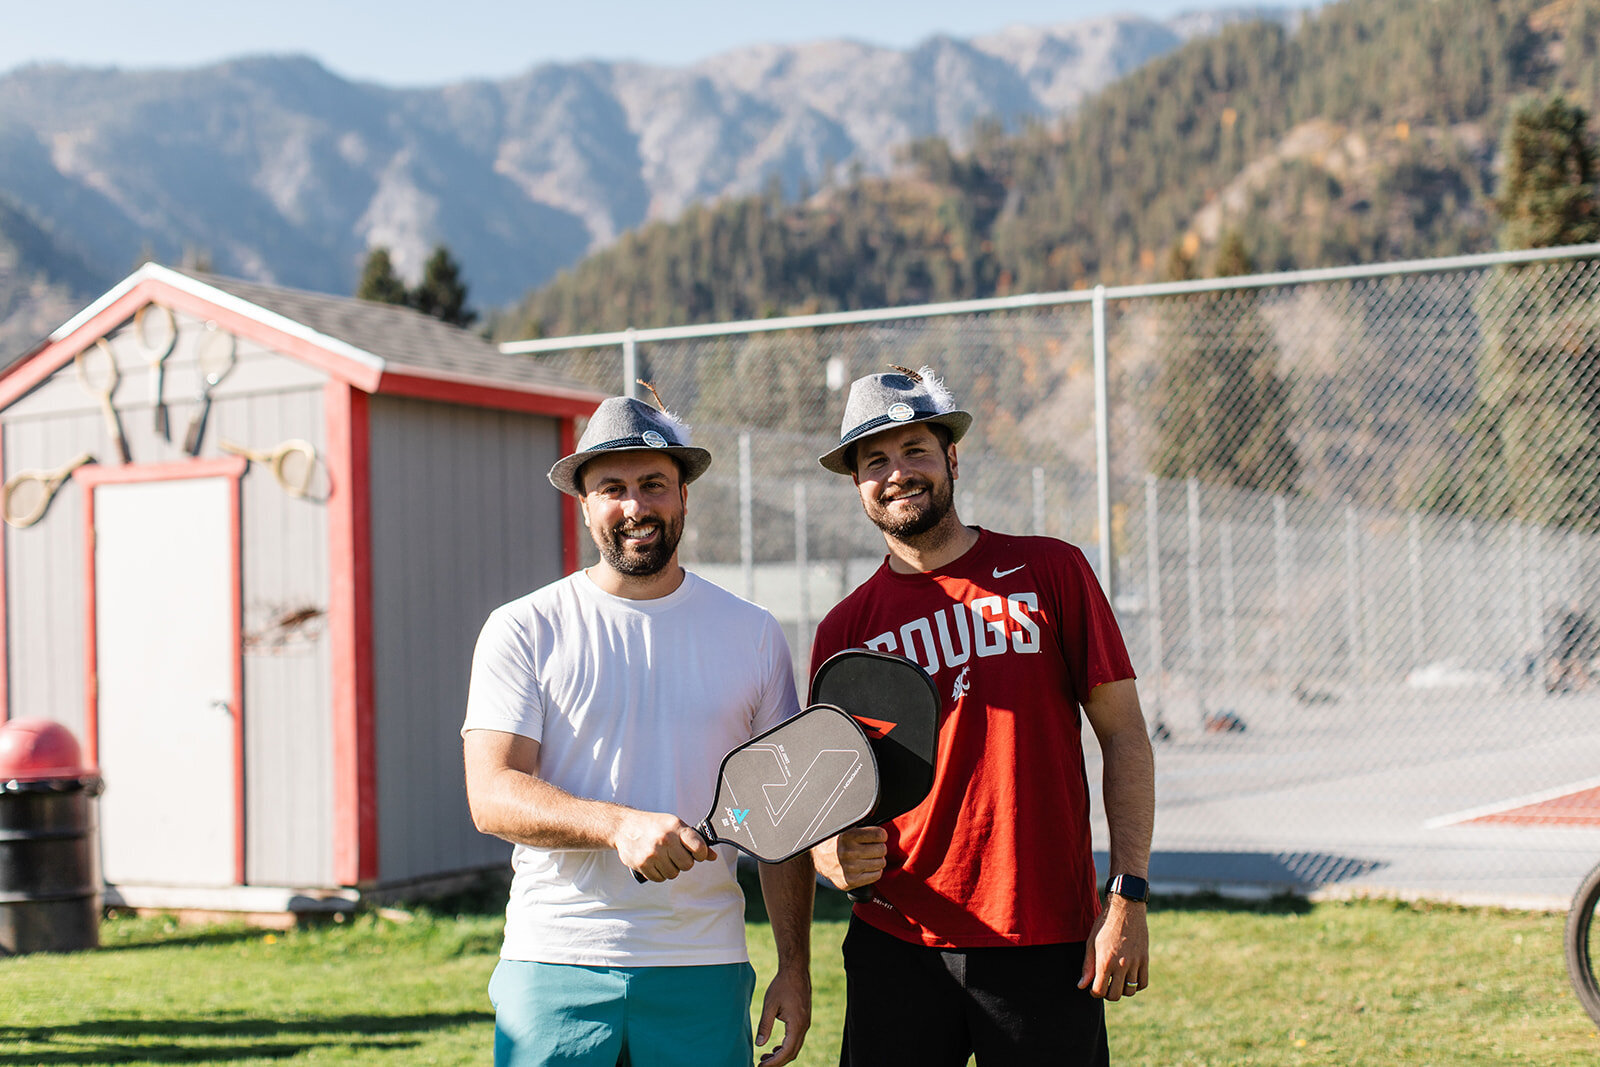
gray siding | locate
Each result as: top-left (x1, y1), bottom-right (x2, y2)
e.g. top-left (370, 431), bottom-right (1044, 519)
top-left (367, 395), bottom-right (564, 883)
top-left (232, 386), bottom-right (336, 889)
top-left (4, 311), bottom-right (336, 888)
top-left (4, 411), bottom-right (95, 733)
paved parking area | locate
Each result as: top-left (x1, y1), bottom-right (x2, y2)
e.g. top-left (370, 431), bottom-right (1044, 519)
top-left (1086, 684), bottom-right (1600, 910)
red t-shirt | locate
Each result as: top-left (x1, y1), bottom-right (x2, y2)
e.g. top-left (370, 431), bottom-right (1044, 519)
top-left (810, 528), bottom-right (1135, 948)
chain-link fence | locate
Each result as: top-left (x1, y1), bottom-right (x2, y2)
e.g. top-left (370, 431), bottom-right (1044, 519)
top-left (506, 245), bottom-right (1600, 904)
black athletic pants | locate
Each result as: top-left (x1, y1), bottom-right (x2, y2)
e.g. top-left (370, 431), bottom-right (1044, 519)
top-left (838, 916), bottom-right (1110, 1067)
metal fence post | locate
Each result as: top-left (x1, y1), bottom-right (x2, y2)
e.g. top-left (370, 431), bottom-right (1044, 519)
top-left (1186, 477), bottom-right (1204, 716)
top-left (1408, 513), bottom-right (1424, 670)
top-left (795, 482), bottom-right (810, 653)
top-left (1273, 495), bottom-right (1292, 698)
top-left (623, 329), bottom-right (638, 397)
top-left (1220, 520), bottom-right (1237, 705)
top-left (1093, 285), bottom-right (1112, 594)
top-left (1144, 474), bottom-right (1164, 714)
top-left (740, 432), bottom-right (753, 601)
top-left (1345, 505), bottom-right (1362, 685)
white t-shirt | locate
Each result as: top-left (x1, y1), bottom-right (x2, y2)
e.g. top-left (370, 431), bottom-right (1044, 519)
top-left (462, 568), bottom-right (800, 966)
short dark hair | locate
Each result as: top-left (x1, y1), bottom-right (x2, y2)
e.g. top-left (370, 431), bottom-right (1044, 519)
top-left (844, 421), bottom-right (953, 474)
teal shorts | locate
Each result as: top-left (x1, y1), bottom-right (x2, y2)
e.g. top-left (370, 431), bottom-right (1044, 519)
top-left (487, 958), bottom-right (757, 1067)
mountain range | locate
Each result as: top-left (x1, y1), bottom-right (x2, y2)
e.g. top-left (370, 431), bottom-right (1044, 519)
top-left (0, 8), bottom-right (1296, 357)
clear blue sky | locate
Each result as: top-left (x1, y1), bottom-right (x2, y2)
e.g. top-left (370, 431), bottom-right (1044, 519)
top-left (1, 1), bottom-right (1319, 86)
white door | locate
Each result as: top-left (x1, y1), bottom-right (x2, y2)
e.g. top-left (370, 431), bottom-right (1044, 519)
top-left (95, 476), bottom-right (238, 886)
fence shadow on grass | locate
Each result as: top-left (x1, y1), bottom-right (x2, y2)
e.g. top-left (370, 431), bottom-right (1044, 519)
top-left (0, 1010), bottom-right (491, 1065)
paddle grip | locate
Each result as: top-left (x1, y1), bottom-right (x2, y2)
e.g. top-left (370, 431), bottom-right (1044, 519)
top-left (847, 886), bottom-right (874, 904)
top-left (629, 822), bottom-right (719, 884)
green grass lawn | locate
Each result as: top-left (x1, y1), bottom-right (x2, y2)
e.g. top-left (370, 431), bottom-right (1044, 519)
top-left (4, 887), bottom-right (1598, 1066)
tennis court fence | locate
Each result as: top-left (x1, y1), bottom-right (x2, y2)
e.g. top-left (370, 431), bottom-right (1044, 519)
top-left (503, 243), bottom-right (1600, 901)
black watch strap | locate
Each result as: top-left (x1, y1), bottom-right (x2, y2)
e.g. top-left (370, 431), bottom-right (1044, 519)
top-left (1105, 873), bottom-right (1150, 903)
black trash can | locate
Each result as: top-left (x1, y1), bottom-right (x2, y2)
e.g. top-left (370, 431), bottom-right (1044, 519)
top-left (0, 719), bottom-right (103, 955)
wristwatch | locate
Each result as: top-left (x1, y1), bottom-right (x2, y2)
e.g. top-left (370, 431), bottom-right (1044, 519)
top-left (1105, 873), bottom-right (1150, 904)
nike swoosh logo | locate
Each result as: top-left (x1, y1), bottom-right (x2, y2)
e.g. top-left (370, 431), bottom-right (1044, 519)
top-left (993, 564), bottom-right (1026, 578)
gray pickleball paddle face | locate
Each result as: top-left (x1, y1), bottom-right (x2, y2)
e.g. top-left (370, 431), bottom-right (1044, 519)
top-left (810, 649), bottom-right (940, 824)
top-left (700, 703), bottom-right (879, 863)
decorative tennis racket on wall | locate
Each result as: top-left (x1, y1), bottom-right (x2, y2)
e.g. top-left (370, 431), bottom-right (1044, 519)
top-left (134, 303), bottom-right (178, 440)
top-left (75, 340), bottom-right (129, 465)
top-left (219, 438), bottom-right (320, 499)
top-left (3, 453), bottom-right (94, 528)
top-left (184, 322), bottom-right (237, 456)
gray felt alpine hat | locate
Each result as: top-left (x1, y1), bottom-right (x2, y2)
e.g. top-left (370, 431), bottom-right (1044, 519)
top-left (548, 396), bottom-right (713, 497)
top-left (818, 366), bottom-right (973, 475)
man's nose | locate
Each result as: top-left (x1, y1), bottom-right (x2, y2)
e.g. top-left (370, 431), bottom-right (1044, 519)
top-left (883, 457), bottom-right (913, 483)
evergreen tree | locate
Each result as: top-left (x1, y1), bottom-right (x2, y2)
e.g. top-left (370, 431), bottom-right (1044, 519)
top-left (1424, 94), bottom-right (1600, 531)
top-left (1495, 94), bottom-right (1600, 250)
top-left (1152, 232), bottom-right (1300, 492)
top-left (410, 245), bottom-right (477, 327)
top-left (356, 247), bottom-right (407, 306)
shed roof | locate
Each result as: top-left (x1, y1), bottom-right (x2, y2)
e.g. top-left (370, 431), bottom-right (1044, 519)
top-left (174, 268), bottom-right (585, 393)
top-left (5, 263), bottom-right (604, 417)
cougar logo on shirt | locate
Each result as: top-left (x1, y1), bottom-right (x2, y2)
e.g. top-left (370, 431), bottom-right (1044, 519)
top-left (951, 665), bottom-right (971, 702)
top-left (862, 593), bottom-right (1041, 675)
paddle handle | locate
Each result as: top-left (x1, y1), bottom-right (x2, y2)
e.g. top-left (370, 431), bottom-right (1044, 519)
top-left (847, 886), bottom-right (874, 904)
top-left (630, 821), bottom-right (719, 883)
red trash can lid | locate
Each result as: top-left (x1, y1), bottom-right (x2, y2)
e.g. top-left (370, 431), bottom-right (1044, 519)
top-left (0, 718), bottom-right (97, 781)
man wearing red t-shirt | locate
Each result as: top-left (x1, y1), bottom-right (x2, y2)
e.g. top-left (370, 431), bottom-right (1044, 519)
top-left (811, 366), bottom-right (1155, 1066)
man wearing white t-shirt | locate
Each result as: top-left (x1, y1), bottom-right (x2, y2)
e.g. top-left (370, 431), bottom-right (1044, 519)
top-left (463, 394), bottom-right (813, 1067)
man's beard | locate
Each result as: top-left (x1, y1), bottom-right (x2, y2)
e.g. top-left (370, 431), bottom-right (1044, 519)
top-left (863, 468), bottom-right (956, 540)
top-left (594, 513), bottom-right (684, 576)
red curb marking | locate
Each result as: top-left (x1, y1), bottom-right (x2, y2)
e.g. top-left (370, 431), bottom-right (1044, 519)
top-left (1467, 786), bottom-right (1600, 827)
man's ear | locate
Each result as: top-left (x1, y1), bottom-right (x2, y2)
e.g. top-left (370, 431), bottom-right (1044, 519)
top-left (579, 496), bottom-right (591, 528)
top-left (948, 444), bottom-right (960, 481)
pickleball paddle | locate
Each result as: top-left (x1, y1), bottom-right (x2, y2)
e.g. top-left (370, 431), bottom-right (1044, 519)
top-left (632, 701), bottom-right (879, 882)
top-left (809, 648), bottom-right (942, 901)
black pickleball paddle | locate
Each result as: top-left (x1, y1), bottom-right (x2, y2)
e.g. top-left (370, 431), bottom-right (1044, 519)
top-left (809, 648), bottom-right (942, 901)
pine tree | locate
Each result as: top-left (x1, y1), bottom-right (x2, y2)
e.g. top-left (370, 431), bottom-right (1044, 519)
top-left (409, 245), bottom-right (477, 327)
top-left (1495, 94), bottom-right (1600, 250)
top-left (1424, 93), bottom-right (1600, 531)
top-left (356, 247), bottom-right (407, 306)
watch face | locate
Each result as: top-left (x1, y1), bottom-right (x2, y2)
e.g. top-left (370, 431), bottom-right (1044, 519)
top-left (1108, 875), bottom-right (1150, 902)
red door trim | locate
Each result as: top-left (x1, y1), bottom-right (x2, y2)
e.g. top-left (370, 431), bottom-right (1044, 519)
top-left (325, 381), bottom-right (377, 886)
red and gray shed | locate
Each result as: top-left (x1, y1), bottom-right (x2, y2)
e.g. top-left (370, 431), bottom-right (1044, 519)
top-left (0, 263), bottom-right (602, 914)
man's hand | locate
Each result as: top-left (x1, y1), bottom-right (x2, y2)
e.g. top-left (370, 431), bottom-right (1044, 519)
top-left (1078, 895), bottom-right (1150, 1002)
top-left (754, 961), bottom-right (811, 1066)
top-left (811, 826), bottom-right (888, 891)
top-left (615, 811), bottom-right (714, 881)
